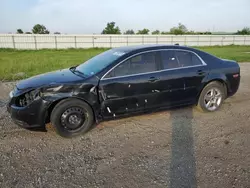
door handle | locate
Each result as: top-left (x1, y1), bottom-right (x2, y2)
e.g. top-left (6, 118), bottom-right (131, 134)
top-left (197, 70), bottom-right (205, 75)
top-left (148, 77), bottom-right (159, 82)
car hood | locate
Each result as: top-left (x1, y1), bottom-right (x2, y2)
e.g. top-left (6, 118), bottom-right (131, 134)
top-left (16, 68), bottom-right (84, 90)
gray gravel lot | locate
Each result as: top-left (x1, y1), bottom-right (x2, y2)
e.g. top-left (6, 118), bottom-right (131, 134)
top-left (0, 64), bottom-right (250, 188)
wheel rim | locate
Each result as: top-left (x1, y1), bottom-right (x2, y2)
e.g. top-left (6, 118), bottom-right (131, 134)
top-left (60, 107), bottom-right (86, 131)
top-left (204, 88), bottom-right (222, 111)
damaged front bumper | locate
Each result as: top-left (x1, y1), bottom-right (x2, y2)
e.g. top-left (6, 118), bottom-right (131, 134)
top-left (7, 95), bottom-right (50, 129)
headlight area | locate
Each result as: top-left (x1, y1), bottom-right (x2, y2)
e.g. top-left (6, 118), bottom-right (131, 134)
top-left (15, 89), bottom-right (41, 107)
top-left (14, 85), bottom-right (65, 107)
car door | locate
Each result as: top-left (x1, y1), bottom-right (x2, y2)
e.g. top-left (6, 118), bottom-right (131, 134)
top-left (98, 51), bottom-right (162, 118)
top-left (154, 50), bottom-right (186, 107)
top-left (174, 50), bottom-right (209, 103)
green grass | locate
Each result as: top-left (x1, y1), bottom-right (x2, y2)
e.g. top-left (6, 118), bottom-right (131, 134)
top-left (196, 45), bottom-right (250, 62)
top-left (0, 45), bottom-right (250, 81)
top-left (0, 48), bottom-right (108, 81)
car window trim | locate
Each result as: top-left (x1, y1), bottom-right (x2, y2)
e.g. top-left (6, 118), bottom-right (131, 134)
top-left (101, 49), bottom-right (207, 80)
top-left (174, 50), bottom-right (203, 67)
top-left (160, 50), bottom-right (181, 69)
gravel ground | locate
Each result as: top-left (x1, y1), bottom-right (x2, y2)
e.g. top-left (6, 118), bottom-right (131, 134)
top-left (0, 64), bottom-right (250, 188)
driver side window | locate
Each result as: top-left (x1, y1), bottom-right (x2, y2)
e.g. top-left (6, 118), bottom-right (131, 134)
top-left (105, 52), bottom-right (157, 78)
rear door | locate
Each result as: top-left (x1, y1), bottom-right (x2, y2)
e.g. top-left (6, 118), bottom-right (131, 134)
top-left (98, 51), bottom-right (162, 118)
top-left (174, 50), bottom-right (209, 103)
top-left (154, 50), bottom-right (185, 107)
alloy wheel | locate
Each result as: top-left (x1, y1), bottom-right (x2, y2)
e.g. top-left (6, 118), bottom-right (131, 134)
top-left (204, 88), bottom-right (222, 111)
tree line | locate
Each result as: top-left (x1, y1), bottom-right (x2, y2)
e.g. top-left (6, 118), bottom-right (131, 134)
top-left (16, 24), bottom-right (60, 34)
top-left (16, 22), bottom-right (250, 35)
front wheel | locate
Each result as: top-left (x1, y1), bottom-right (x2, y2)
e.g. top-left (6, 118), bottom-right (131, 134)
top-left (197, 81), bottom-right (226, 112)
top-left (50, 98), bottom-right (94, 138)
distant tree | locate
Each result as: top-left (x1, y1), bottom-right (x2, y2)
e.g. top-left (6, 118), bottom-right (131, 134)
top-left (185, 30), bottom-right (212, 35)
top-left (124, 29), bottom-right (135, 34)
top-left (54, 32), bottom-right (61, 34)
top-left (204, 31), bottom-right (212, 35)
top-left (236, 27), bottom-right (250, 35)
top-left (198, 31), bottom-right (212, 35)
top-left (16, 29), bottom-right (24, 34)
top-left (186, 30), bottom-right (195, 35)
top-left (25, 32), bottom-right (32, 34)
top-left (152, 30), bottom-right (160, 35)
top-left (32, 24), bottom-right (50, 34)
top-left (102, 22), bottom-right (121, 34)
top-left (137, 28), bottom-right (150, 34)
top-left (161, 31), bottom-right (170, 35)
top-left (170, 23), bottom-right (188, 35)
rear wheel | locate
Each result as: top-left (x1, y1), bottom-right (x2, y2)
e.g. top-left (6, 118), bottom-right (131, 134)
top-left (197, 81), bottom-right (226, 112)
top-left (50, 98), bottom-right (94, 138)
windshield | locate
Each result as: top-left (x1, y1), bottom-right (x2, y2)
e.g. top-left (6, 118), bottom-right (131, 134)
top-left (75, 49), bottom-right (126, 76)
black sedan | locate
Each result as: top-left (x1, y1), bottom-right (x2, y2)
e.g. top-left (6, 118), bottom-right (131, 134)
top-left (7, 44), bottom-right (240, 137)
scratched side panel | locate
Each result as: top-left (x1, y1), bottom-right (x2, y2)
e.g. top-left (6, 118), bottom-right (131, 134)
top-left (98, 73), bottom-right (160, 118)
top-left (151, 69), bottom-right (185, 107)
top-left (180, 66), bottom-right (209, 103)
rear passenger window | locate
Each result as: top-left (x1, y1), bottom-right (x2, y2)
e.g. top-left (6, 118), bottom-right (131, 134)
top-left (160, 51), bottom-right (180, 70)
top-left (175, 51), bottom-right (203, 67)
top-left (191, 53), bottom-right (203, 65)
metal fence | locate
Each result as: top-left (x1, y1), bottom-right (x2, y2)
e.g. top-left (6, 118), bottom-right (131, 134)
top-left (0, 34), bottom-right (250, 49)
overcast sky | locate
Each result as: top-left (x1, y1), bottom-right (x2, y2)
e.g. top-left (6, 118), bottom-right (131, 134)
top-left (0, 0), bottom-right (249, 34)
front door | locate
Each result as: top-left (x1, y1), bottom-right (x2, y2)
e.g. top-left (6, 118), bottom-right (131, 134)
top-left (98, 51), bottom-right (161, 118)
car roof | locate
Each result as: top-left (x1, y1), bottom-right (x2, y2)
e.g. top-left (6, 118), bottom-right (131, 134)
top-left (114, 44), bottom-right (194, 53)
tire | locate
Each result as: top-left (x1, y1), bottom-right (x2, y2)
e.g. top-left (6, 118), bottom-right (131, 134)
top-left (196, 81), bottom-right (226, 112)
top-left (50, 98), bottom-right (94, 138)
